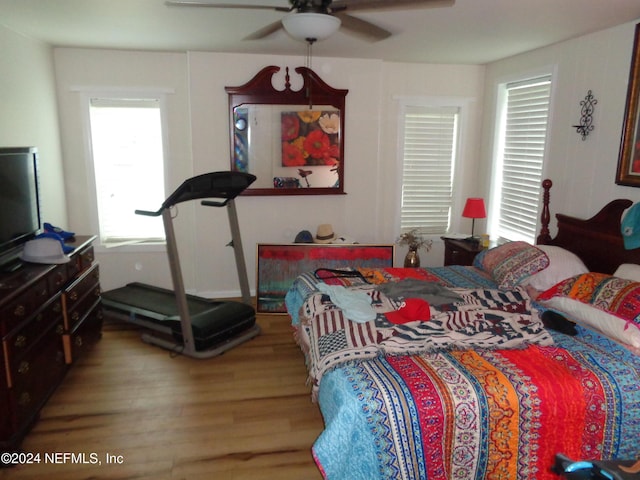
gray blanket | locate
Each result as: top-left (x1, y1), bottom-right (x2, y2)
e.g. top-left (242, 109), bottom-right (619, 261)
top-left (375, 278), bottom-right (463, 305)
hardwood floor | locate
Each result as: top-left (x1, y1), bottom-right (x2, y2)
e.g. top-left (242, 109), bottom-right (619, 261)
top-left (3, 311), bottom-right (325, 480)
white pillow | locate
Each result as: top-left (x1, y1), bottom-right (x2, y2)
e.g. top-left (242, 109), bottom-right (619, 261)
top-left (523, 245), bottom-right (588, 291)
top-left (613, 263), bottom-right (640, 282)
top-left (540, 296), bottom-right (640, 348)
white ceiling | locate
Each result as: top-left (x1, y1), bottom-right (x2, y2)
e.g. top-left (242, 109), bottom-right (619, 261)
top-left (1, 0), bottom-right (640, 64)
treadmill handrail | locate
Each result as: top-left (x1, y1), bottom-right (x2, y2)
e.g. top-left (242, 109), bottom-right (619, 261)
top-left (163, 171), bottom-right (255, 210)
top-left (135, 208), bottom-right (163, 217)
top-left (200, 200), bottom-right (228, 208)
top-left (135, 171), bottom-right (256, 216)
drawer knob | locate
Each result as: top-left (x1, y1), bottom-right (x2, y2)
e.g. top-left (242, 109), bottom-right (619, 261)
top-left (75, 336), bottom-right (83, 347)
top-left (68, 291), bottom-right (79, 302)
top-left (18, 392), bottom-right (31, 406)
top-left (14, 335), bottom-right (27, 348)
top-left (53, 302), bottom-right (62, 313)
top-left (18, 361), bottom-right (30, 375)
top-left (13, 304), bottom-right (26, 317)
top-left (56, 324), bottom-right (64, 335)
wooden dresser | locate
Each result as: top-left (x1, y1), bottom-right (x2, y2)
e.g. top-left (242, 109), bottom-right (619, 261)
top-left (0, 235), bottom-right (102, 451)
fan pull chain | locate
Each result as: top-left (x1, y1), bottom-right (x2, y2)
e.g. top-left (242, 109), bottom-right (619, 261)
top-left (306, 38), bottom-right (315, 109)
top-left (305, 39), bottom-right (313, 69)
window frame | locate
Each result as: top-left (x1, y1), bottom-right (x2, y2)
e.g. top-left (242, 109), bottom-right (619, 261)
top-left (79, 88), bottom-right (172, 252)
top-left (488, 68), bottom-right (556, 244)
top-left (395, 96), bottom-right (471, 239)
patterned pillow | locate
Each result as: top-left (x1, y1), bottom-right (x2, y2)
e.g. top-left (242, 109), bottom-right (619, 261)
top-left (522, 245), bottom-right (588, 291)
top-left (537, 272), bottom-right (640, 347)
top-left (478, 241), bottom-right (549, 289)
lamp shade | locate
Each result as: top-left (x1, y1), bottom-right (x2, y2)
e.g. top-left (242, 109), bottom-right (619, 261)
top-left (282, 13), bottom-right (341, 42)
top-left (462, 198), bottom-right (486, 219)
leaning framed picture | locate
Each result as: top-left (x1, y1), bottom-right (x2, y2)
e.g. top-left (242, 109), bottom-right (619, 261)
top-left (256, 243), bottom-right (394, 314)
top-left (616, 23), bottom-right (640, 187)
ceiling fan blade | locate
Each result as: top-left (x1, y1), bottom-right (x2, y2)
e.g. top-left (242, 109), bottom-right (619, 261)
top-left (331, 0), bottom-right (454, 12)
top-left (334, 12), bottom-right (391, 42)
top-left (243, 20), bottom-right (284, 40)
top-left (164, 1), bottom-right (290, 12)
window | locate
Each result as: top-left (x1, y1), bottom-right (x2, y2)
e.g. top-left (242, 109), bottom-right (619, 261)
top-left (491, 75), bottom-right (552, 243)
top-left (87, 96), bottom-right (166, 246)
top-left (399, 104), bottom-right (459, 235)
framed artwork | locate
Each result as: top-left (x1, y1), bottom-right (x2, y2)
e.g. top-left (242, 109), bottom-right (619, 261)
top-left (256, 243), bottom-right (395, 314)
top-left (281, 110), bottom-right (340, 167)
top-left (616, 23), bottom-right (640, 187)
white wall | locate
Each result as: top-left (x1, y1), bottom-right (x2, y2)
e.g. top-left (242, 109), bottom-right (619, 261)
top-left (52, 49), bottom-right (485, 294)
top-left (0, 27), bottom-right (67, 228)
top-left (479, 20), bottom-right (640, 237)
top-left (49, 18), bottom-right (640, 297)
top-left (53, 48), bottom-right (191, 293)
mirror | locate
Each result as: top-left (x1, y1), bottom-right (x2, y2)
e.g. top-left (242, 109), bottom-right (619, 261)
top-left (226, 66), bottom-right (348, 196)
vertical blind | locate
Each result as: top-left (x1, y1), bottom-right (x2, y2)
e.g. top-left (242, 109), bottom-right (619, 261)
top-left (497, 76), bottom-right (551, 242)
top-left (400, 105), bottom-right (459, 234)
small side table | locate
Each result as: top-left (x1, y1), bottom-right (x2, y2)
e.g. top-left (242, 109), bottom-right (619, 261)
top-left (441, 237), bottom-right (484, 266)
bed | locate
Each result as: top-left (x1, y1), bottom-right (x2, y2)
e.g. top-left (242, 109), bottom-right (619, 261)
top-left (284, 180), bottom-right (640, 480)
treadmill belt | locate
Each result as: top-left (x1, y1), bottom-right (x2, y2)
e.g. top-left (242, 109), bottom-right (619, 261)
top-left (102, 282), bottom-right (257, 350)
top-left (103, 282), bottom-right (216, 320)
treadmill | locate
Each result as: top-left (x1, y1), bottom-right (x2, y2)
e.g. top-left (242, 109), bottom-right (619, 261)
top-left (102, 171), bottom-right (259, 359)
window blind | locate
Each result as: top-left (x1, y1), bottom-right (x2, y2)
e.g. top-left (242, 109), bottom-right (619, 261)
top-left (400, 105), bottom-right (459, 234)
top-left (497, 76), bottom-right (551, 242)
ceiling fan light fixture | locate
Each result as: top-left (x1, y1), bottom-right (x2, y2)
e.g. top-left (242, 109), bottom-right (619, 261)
top-left (282, 12), bottom-right (341, 42)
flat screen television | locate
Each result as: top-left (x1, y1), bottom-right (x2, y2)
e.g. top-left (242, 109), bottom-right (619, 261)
top-left (0, 147), bottom-right (41, 272)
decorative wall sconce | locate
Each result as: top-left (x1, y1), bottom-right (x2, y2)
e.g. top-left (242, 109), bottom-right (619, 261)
top-left (573, 90), bottom-right (597, 140)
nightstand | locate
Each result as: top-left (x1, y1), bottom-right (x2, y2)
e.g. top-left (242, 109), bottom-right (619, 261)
top-left (441, 237), bottom-right (484, 266)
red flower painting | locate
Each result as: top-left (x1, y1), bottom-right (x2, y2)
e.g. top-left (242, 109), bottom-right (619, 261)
top-left (281, 110), bottom-right (340, 167)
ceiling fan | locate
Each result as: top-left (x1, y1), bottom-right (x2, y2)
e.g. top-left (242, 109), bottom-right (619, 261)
top-left (165, 0), bottom-right (454, 43)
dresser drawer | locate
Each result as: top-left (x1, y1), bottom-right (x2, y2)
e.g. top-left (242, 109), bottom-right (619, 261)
top-left (64, 283), bottom-right (101, 332)
top-left (0, 279), bottom-right (49, 334)
top-left (62, 263), bottom-right (100, 331)
top-left (47, 264), bottom-right (69, 294)
top-left (67, 246), bottom-right (95, 279)
top-left (10, 323), bottom-right (66, 426)
top-left (64, 304), bottom-right (103, 364)
top-left (2, 294), bottom-right (63, 379)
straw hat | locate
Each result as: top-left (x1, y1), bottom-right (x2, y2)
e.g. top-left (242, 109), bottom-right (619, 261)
top-left (314, 224), bottom-right (336, 244)
top-left (20, 237), bottom-right (70, 264)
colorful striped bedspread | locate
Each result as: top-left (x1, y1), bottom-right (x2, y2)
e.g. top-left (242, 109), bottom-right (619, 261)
top-left (285, 267), bottom-right (640, 480)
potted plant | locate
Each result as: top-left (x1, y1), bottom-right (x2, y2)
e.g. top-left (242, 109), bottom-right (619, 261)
top-left (397, 229), bottom-right (432, 267)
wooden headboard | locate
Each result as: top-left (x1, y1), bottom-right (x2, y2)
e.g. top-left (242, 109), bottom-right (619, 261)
top-left (536, 179), bottom-right (640, 274)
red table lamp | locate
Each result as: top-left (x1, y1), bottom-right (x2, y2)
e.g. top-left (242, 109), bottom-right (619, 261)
top-left (462, 197), bottom-right (486, 240)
